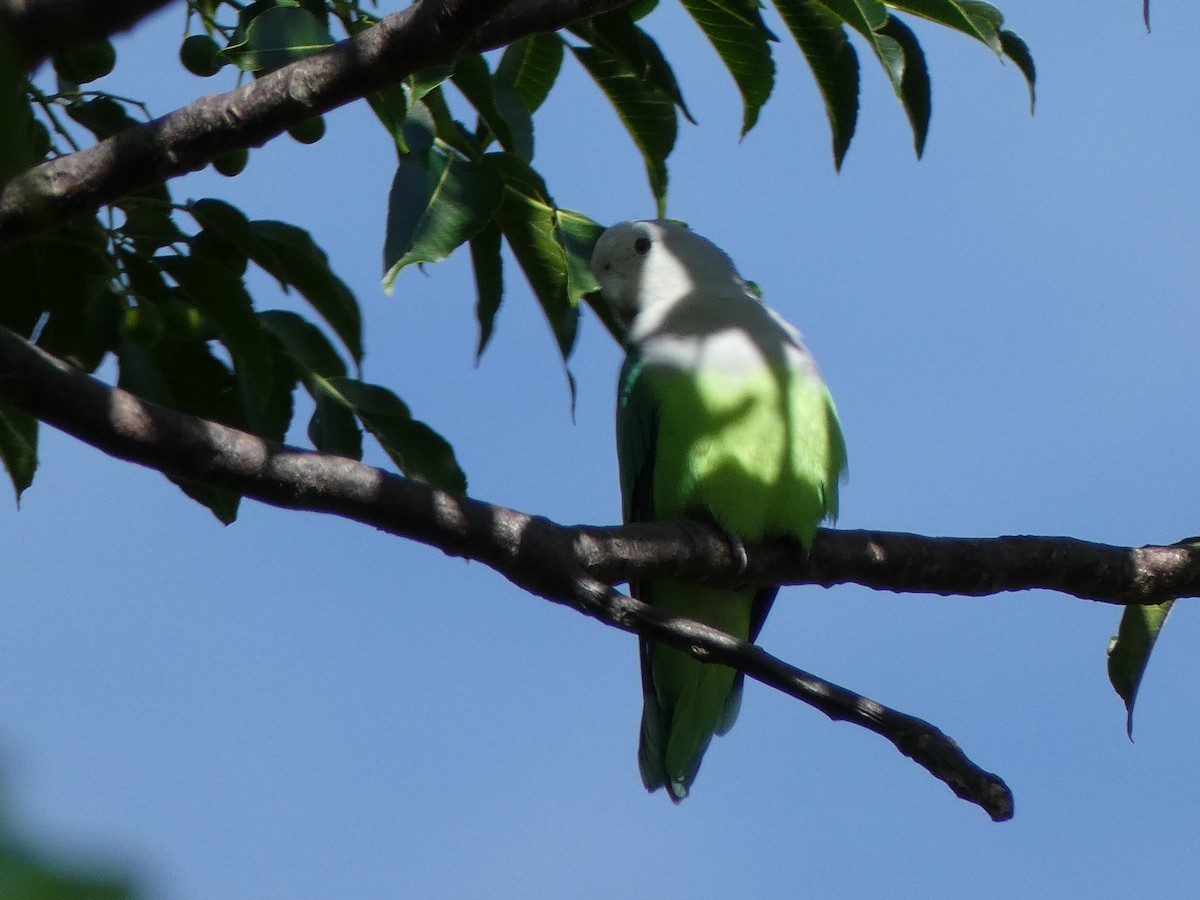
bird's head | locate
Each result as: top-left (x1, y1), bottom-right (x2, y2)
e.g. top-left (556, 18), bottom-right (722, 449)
top-left (590, 220), bottom-right (747, 335)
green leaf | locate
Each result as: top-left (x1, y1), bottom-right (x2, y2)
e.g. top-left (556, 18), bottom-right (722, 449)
top-left (419, 88), bottom-right (482, 161)
top-left (187, 198), bottom-right (252, 246)
top-left (885, 1), bottom-right (1033, 110)
top-left (238, 357), bottom-right (295, 445)
top-left (65, 95), bottom-right (138, 139)
top-left (772, 0), bottom-right (859, 168)
top-left (245, 220), bottom-right (363, 367)
top-left (878, 15), bottom-right (930, 156)
top-left (491, 79), bottom-right (536, 164)
top-left (486, 152), bottom-right (581, 361)
top-left (225, 5), bottom-right (334, 72)
top-left (999, 29), bottom-right (1036, 112)
top-left (553, 209), bottom-right (603, 302)
top-left (679, 0), bottom-right (774, 135)
top-left (118, 182), bottom-right (183, 252)
top-left (1108, 600), bottom-right (1173, 738)
top-left (885, 0), bottom-right (1002, 53)
top-left (495, 34), bottom-right (565, 115)
top-left (409, 65), bottom-right (454, 102)
top-left (817, 0), bottom-right (904, 93)
top-left (452, 54), bottom-right (533, 160)
top-left (0, 403), bottom-right (37, 503)
top-left (259, 309), bottom-right (347, 376)
top-left (325, 376), bottom-right (467, 494)
top-left (570, 45), bottom-right (676, 216)
top-left (305, 375), bottom-right (362, 458)
top-left (470, 220), bottom-right (504, 361)
top-left (573, 12), bottom-right (695, 123)
top-left (117, 340), bottom-right (242, 522)
top-left (159, 254), bottom-right (274, 392)
top-left (382, 153), bottom-right (505, 291)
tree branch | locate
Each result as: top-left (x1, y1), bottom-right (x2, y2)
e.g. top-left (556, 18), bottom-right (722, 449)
top-left (0, 0), bottom-right (633, 250)
top-left (0, 0), bottom-right (179, 72)
top-left (5, 328), bottom-right (1198, 819)
top-left (468, 0), bottom-right (634, 51)
top-left (0, 323), bottom-right (1015, 819)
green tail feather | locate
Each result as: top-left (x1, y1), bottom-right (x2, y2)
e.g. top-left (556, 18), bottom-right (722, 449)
top-left (636, 581), bottom-right (759, 801)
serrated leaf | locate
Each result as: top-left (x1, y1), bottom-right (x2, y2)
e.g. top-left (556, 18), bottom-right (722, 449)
top-left (259, 309), bottom-right (347, 376)
top-left (65, 95), bottom-right (138, 139)
top-left (573, 12), bottom-right (695, 123)
top-left (118, 182), bottom-right (183, 252)
top-left (570, 45), bottom-right (676, 216)
top-left (878, 15), bottom-right (930, 156)
top-left (679, 0), bottom-right (773, 135)
top-left (470, 220), bottom-right (504, 361)
top-left (485, 152), bottom-right (580, 361)
top-left (1108, 600), bottom-right (1173, 738)
top-left (419, 87), bottom-right (481, 160)
top-left (553, 209), bottom-right (603, 301)
top-left (999, 29), bottom-right (1035, 112)
top-left (159, 254), bottom-right (273, 392)
top-left (0, 403), bottom-right (37, 503)
top-left (495, 34), bottom-right (565, 114)
top-left (491, 80), bottom-right (535, 163)
top-left (772, 0), bottom-right (859, 168)
top-left (886, 0), bottom-right (1002, 53)
top-left (382, 153), bottom-right (504, 291)
top-left (306, 374), bottom-right (363, 458)
top-left (325, 376), bottom-right (467, 494)
top-left (117, 340), bottom-right (242, 522)
top-left (452, 54), bottom-right (532, 159)
top-left (245, 220), bottom-right (363, 367)
top-left (817, 0), bottom-right (904, 92)
top-left (225, 5), bottom-right (333, 72)
top-left (409, 65), bottom-right (454, 101)
top-left (187, 198), bottom-right (252, 246)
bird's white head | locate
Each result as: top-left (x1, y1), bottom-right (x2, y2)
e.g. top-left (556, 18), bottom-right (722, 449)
top-left (590, 220), bottom-right (747, 335)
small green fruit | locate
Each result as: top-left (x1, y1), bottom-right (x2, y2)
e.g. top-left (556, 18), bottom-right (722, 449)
top-left (53, 40), bottom-right (116, 84)
top-left (287, 116), bottom-right (326, 144)
top-left (180, 34), bottom-right (224, 77)
top-left (212, 148), bottom-right (249, 177)
top-left (120, 305), bottom-right (165, 346)
top-left (161, 296), bottom-right (207, 341)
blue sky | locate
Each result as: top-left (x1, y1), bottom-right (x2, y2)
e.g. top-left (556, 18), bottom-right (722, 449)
top-left (4, 2), bottom-right (1200, 897)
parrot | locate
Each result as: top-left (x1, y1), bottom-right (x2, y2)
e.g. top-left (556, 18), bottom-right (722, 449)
top-left (589, 219), bottom-right (847, 802)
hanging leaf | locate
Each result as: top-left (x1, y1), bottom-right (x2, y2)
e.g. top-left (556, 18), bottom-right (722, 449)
top-left (816, 0), bottom-right (904, 95)
top-left (573, 12), bottom-right (695, 123)
top-left (570, 45), bottom-right (676, 216)
top-left (878, 15), bottom-right (930, 156)
top-left (1108, 600), bottom-right (1173, 738)
top-left (485, 152), bottom-right (582, 362)
top-left (324, 376), bottom-right (467, 494)
top-left (0, 403), bottom-right (37, 503)
top-left (999, 29), bottom-right (1035, 112)
top-left (495, 34), bottom-right (565, 115)
top-left (772, 0), bottom-right (859, 168)
top-left (382, 153), bottom-right (505, 291)
top-left (679, 0), bottom-right (774, 135)
top-left (886, 0), bottom-right (1002, 53)
top-left (470, 220), bottom-right (504, 361)
top-left (245, 220), bottom-right (363, 368)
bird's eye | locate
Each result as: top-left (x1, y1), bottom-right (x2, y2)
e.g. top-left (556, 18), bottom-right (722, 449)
top-left (633, 236), bottom-right (652, 255)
